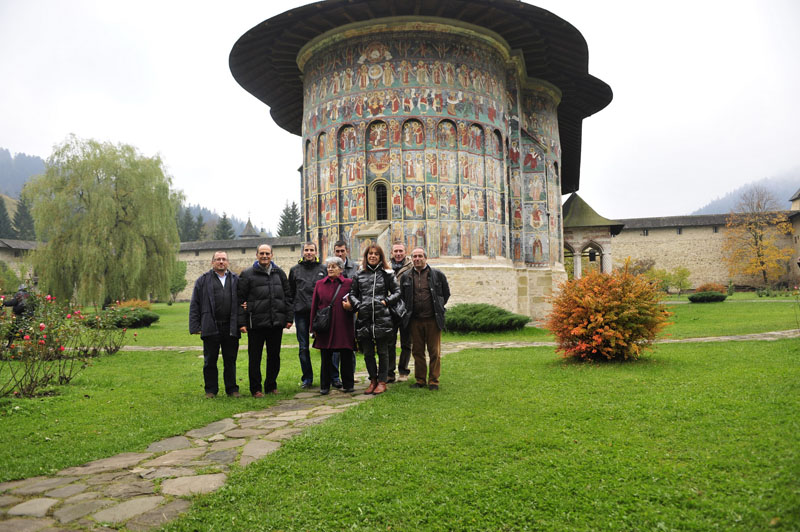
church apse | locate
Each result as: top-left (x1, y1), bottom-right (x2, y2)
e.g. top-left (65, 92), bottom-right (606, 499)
top-left (299, 23), bottom-right (558, 264)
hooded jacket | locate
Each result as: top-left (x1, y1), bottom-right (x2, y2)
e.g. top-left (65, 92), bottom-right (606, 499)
top-left (237, 260), bottom-right (293, 330)
top-left (348, 263), bottom-right (400, 340)
top-left (289, 258), bottom-right (326, 314)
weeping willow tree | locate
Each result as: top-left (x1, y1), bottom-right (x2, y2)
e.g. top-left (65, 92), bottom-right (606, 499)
top-left (25, 135), bottom-right (181, 305)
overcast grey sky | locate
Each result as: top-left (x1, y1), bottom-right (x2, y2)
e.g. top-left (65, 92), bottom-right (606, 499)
top-left (1, 0), bottom-right (798, 233)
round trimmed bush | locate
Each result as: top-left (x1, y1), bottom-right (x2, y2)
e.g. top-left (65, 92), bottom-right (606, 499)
top-left (547, 266), bottom-right (670, 361)
top-left (445, 303), bottom-right (530, 332)
top-left (688, 291), bottom-right (727, 303)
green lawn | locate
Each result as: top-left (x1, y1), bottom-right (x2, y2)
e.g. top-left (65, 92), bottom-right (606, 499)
top-left (1, 299), bottom-right (798, 530)
top-left (666, 300), bottom-right (799, 339)
top-left (164, 340), bottom-right (800, 531)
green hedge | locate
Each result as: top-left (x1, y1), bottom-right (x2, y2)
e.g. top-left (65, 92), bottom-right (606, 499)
top-left (445, 303), bottom-right (530, 332)
top-left (87, 308), bottom-right (160, 329)
top-left (688, 291), bottom-right (727, 303)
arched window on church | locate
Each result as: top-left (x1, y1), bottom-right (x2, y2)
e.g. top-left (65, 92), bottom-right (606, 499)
top-left (368, 180), bottom-right (389, 221)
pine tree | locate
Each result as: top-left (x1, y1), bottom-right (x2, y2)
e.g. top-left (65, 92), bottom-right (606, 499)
top-left (178, 208), bottom-right (195, 241)
top-left (0, 199), bottom-right (16, 239)
top-left (276, 201), bottom-right (301, 236)
top-left (194, 213), bottom-right (205, 241)
top-left (214, 213), bottom-right (235, 240)
top-left (12, 196), bottom-right (35, 240)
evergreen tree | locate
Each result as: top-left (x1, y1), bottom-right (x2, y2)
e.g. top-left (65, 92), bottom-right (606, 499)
top-left (0, 199), bottom-right (16, 239)
top-left (178, 207), bottom-right (195, 241)
top-left (214, 213), bottom-right (235, 240)
top-left (26, 135), bottom-right (180, 304)
top-left (194, 213), bottom-right (205, 241)
top-left (12, 196), bottom-right (35, 240)
top-left (276, 201), bottom-right (301, 236)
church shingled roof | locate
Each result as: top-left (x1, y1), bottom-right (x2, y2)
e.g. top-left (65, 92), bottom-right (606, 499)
top-left (229, 0), bottom-right (612, 194)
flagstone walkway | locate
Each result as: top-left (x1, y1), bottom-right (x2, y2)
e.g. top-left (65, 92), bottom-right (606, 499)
top-left (1, 329), bottom-right (797, 531)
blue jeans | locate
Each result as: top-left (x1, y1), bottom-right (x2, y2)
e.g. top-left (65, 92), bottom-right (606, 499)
top-left (294, 312), bottom-right (313, 384)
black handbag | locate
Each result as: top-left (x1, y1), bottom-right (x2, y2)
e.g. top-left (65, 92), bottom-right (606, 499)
top-left (311, 282), bottom-right (342, 333)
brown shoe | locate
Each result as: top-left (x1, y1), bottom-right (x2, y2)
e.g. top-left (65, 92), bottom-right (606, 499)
top-left (270, 389), bottom-right (279, 395)
top-left (364, 379), bottom-right (377, 394)
top-left (229, 391), bottom-right (242, 398)
top-left (253, 391), bottom-right (264, 398)
top-left (373, 381), bottom-right (387, 394)
top-left (205, 392), bottom-right (216, 399)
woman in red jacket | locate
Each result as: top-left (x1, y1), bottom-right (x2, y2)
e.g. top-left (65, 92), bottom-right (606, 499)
top-left (310, 256), bottom-right (356, 394)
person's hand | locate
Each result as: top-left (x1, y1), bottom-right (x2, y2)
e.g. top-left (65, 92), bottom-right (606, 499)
top-left (342, 299), bottom-right (352, 311)
top-left (285, 322), bottom-right (292, 330)
top-left (239, 326), bottom-right (247, 333)
top-left (381, 300), bottom-right (387, 306)
top-left (241, 302), bottom-right (247, 310)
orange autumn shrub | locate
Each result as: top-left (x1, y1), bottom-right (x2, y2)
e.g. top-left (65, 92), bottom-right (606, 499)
top-left (117, 299), bottom-right (151, 310)
top-left (546, 264), bottom-right (671, 361)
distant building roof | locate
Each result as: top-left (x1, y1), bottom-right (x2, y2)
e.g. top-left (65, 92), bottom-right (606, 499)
top-left (0, 238), bottom-right (37, 251)
top-left (790, 187), bottom-right (800, 202)
top-left (238, 218), bottom-right (260, 239)
top-left (562, 193), bottom-right (624, 235)
top-left (180, 236), bottom-right (302, 252)
top-left (618, 212), bottom-right (794, 230)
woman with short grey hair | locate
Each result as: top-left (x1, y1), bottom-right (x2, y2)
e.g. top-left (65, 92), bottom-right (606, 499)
top-left (309, 255), bottom-right (356, 394)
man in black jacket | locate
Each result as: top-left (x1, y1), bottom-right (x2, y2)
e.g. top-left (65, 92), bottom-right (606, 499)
top-left (190, 251), bottom-right (241, 398)
top-left (238, 244), bottom-right (293, 396)
top-left (401, 247), bottom-right (450, 391)
top-left (289, 242), bottom-right (326, 388)
top-left (389, 242), bottom-right (414, 382)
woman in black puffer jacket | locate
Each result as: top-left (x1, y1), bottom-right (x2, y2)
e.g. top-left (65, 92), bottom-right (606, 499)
top-left (348, 243), bottom-right (400, 395)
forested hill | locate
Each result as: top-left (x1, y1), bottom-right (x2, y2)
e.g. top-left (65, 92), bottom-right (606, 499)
top-left (0, 148), bottom-right (45, 198)
top-left (691, 171), bottom-right (799, 214)
top-left (0, 147), bottom-right (255, 236)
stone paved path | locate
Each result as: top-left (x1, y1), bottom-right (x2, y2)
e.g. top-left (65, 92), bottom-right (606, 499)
top-left (2, 329), bottom-right (798, 531)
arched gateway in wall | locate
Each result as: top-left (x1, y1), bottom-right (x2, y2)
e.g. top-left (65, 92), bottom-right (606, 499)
top-left (229, 0), bottom-right (611, 318)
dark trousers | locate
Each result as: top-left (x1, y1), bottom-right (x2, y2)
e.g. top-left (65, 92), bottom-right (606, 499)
top-left (202, 333), bottom-right (240, 395)
top-left (389, 323), bottom-right (412, 377)
top-left (321, 349), bottom-right (354, 390)
top-left (294, 312), bottom-right (313, 384)
top-left (332, 351), bottom-right (357, 381)
top-left (247, 327), bottom-right (283, 394)
top-left (361, 336), bottom-right (390, 382)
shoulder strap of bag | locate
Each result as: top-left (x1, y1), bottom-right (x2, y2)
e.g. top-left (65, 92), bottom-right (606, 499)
top-left (328, 282), bottom-right (343, 310)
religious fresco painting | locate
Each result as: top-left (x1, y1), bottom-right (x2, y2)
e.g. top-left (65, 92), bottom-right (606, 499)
top-left (299, 24), bottom-right (564, 267)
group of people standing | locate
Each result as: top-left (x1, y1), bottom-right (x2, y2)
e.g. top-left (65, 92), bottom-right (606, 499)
top-left (189, 240), bottom-right (449, 398)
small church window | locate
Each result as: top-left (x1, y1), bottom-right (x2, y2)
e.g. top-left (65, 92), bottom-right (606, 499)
top-left (375, 183), bottom-right (388, 220)
top-left (642, 229), bottom-right (649, 237)
top-left (713, 226), bottom-right (719, 233)
top-left (588, 250), bottom-right (596, 262)
top-left (676, 227), bottom-right (682, 235)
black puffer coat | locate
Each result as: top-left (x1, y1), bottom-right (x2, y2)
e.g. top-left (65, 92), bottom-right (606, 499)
top-left (237, 261), bottom-right (293, 330)
top-left (348, 264), bottom-right (400, 340)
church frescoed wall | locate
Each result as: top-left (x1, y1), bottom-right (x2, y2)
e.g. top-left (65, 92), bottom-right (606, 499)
top-left (299, 22), bottom-right (561, 267)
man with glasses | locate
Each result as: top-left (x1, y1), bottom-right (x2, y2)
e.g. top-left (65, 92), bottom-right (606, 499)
top-left (190, 251), bottom-right (241, 398)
